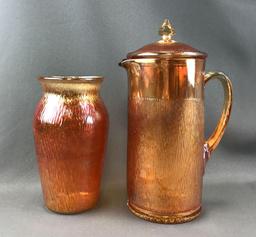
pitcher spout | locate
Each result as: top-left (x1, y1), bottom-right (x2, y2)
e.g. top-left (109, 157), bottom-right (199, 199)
top-left (119, 59), bottom-right (134, 69)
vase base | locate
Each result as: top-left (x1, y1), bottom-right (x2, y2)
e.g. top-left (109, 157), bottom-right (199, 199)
top-left (45, 203), bottom-right (97, 215)
top-left (127, 201), bottom-right (201, 224)
top-left (44, 192), bottom-right (99, 214)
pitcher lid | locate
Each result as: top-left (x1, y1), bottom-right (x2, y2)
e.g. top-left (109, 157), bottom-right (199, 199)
top-left (127, 19), bottom-right (207, 60)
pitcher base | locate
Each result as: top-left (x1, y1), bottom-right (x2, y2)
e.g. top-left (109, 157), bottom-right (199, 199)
top-left (127, 201), bottom-right (201, 224)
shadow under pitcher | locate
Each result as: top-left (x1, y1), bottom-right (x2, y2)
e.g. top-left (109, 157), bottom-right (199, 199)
top-left (33, 76), bottom-right (108, 214)
top-left (120, 19), bottom-right (233, 223)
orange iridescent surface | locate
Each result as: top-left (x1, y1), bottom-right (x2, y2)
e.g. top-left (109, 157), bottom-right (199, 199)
top-left (119, 19), bottom-right (232, 224)
top-left (33, 76), bottom-right (108, 214)
top-left (120, 58), bottom-right (232, 223)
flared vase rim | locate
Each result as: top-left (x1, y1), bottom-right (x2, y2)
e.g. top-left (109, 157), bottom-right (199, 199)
top-left (38, 76), bottom-right (104, 83)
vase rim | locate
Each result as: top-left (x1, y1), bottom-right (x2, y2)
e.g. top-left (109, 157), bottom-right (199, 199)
top-left (38, 75), bottom-right (103, 82)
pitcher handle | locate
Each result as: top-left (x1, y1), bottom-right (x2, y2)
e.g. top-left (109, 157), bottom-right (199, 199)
top-left (203, 72), bottom-right (233, 162)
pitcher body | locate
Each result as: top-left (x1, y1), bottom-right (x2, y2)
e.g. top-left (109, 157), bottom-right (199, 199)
top-left (120, 19), bottom-right (232, 223)
top-left (126, 59), bottom-right (205, 223)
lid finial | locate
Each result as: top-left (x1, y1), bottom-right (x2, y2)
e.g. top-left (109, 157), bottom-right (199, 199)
top-left (159, 18), bottom-right (175, 42)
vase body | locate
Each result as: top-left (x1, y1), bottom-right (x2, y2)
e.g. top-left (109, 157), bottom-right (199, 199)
top-left (33, 76), bottom-right (108, 214)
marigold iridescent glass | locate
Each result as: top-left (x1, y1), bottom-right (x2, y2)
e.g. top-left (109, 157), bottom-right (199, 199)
top-left (120, 19), bottom-right (233, 223)
top-left (33, 76), bottom-right (109, 214)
